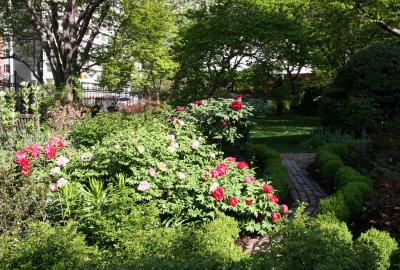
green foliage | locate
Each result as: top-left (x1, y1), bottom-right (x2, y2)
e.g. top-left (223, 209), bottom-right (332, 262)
top-left (247, 143), bottom-right (289, 198)
top-left (66, 114), bottom-right (283, 234)
top-left (251, 209), bottom-right (355, 270)
top-left (320, 158), bottom-right (344, 182)
top-left (335, 166), bottom-right (373, 189)
top-left (320, 44), bottom-right (400, 133)
top-left (0, 222), bottom-right (99, 269)
top-left (304, 128), bottom-right (354, 149)
top-left (318, 192), bottom-right (351, 221)
top-left (172, 97), bottom-right (255, 148)
top-left (340, 183), bottom-right (364, 216)
top-left (0, 150), bottom-right (48, 233)
top-left (69, 113), bottom-right (144, 148)
top-left (355, 228), bottom-right (398, 270)
top-left (315, 150), bottom-right (338, 168)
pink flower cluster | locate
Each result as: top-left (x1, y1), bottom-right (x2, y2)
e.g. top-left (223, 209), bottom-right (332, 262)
top-left (208, 157), bottom-right (289, 223)
top-left (15, 136), bottom-right (65, 176)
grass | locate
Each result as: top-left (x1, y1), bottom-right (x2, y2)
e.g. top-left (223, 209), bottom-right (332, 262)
top-left (249, 114), bottom-right (320, 153)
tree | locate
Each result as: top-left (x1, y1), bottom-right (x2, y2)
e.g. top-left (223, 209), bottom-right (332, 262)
top-left (100, 0), bottom-right (177, 99)
top-left (0, 0), bottom-right (118, 102)
top-left (172, 0), bottom-right (314, 101)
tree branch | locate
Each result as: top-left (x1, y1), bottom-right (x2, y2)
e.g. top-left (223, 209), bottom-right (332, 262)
top-left (376, 21), bottom-right (400, 38)
top-left (0, 54), bottom-right (44, 84)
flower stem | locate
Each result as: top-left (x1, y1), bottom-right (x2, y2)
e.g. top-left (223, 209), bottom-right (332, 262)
top-left (57, 190), bottom-right (66, 225)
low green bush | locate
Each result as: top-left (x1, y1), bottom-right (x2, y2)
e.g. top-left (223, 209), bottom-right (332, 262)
top-left (335, 166), bottom-right (373, 189)
top-left (315, 150), bottom-right (338, 168)
top-left (355, 228), bottom-right (398, 270)
top-left (304, 128), bottom-right (354, 149)
top-left (340, 183), bottom-right (364, 216)
top-left (247, 143), bottom-right (289, 198)
top-left (0, 222), bottom-right (99, 269)
top-left (250, 209), bottom-right (355, 270)
top-left (320, 158), bottom-right (344, 183)
top-left (318, 192), bottom-right (350, 221)
top-left (319, 143), bottom-right (350, 159)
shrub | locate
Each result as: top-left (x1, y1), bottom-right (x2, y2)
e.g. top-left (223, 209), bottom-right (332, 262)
top-left (335, 166), bottom-right (373, 189)
top-left (247, 143), bottom-right (289, 198)
top-left (252, 209), bottom-right (355, 270)
top-left (320, 158), bottom-right (344, 183)
top-left (0, 222), bottom-right (99, 269)
top-left (66, 117), bottom-right (286, 234)
top-left (320, 44), bottom-right (400, 134)
top-left (304, 128), bottom-right (354, 149)
top-left (315, 150), bottom-right (338, 168)
top-left (319, 143), bottom-right (350, 159)
top-left (69, 112), bottom-right (146, 148)
top-left (318, 192), bottom-right (350, 221)
top-left (168, 97), bottom-right (255, 148)
top-left (355, 228), bottom-right (398, 270)
top-left (340, 183), bottom-right (364, 216)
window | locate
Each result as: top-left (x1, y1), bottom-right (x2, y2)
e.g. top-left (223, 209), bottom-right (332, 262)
top-left (4, 64), bottom-right (10, 73)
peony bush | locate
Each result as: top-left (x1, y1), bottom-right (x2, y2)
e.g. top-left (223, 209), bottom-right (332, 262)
top-left (167, 96), bottom-right (254, 148)
top-left (63, 115), bottom-right (286, 233)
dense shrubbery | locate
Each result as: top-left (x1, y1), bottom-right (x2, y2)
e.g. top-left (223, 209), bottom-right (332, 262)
top-left (168, 97), bottom-right (254, 149)
top-left (247, 143), bottom-right (289, 198)
top-left (315, 142), bottom-right (373, 221)
top-left (320, 44), bottom-right (400, 134)
top-left (304, 128), bottom-right (354, 149)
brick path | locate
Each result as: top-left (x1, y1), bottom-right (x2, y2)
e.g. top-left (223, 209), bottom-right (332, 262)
top-left (281, 153), bottom-right (326, 217)
top-left (243, 153), bottom-right (326, 253)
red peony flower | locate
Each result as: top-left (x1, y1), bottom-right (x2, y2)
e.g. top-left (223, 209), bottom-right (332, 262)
top-left (228, 197), bottom-right (239, 207)
top-left (20, 164), bottom-right (30, 176)
top-left (269, 194), bottom-right (279, 204)
top-left (236, 161), bottom-right (249, 169)
top-left (211, 186), bottom-right (224, 201)
top-left (210, 169), bottom-right (220, 179)
top-left (56, 139), bottom-right (65, 149)
top-left (221, 121), bottom-right (227, 129)
top-left (245, 176), bottom-right (255, 184)
top-left (231, 101), bottom-right (242, 111)
top-left (245, 198), bottom-right (253, 205)
top-left (44, 143), bottom-right (57, 159)
top-left (167, 115), bottom-right (176, 121)
top-left (175, 106), bottom-right (185, 113)
top-left (192, 100), bottom-right (203, 105)
top-left (233, 96), bottom-right (242, 102)
top-left (281, 204), bottom-right (289, 215)
top-left (216, 163), bottom-right (228, 176)
top-left (225, 157), bottom-right (236, 163)
top-left (262, 184), bottom-right (273, 194)
top-left (271, 212), bottom-right (281, 223)
top-left (16, 151), bottom-right (26, 163)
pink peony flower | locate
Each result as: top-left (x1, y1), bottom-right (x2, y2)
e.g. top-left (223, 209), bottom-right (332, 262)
top-left (27, 144), bottom-right (41, 158)
top-left (228, 197), bottom-right (239, 207)
top-left (210, 169), bottom-right (220, 178)
top-left (16, 151), bottom-right (27, 165)
top-left (262, 184), bottom-right (273, 194)
top-left (216, 163), bottom-right (228, 176)
top-left (245, 176), bottom-right (255, 184)
top-left (225, 157), bottom-right (236, 163)
top-left (56, 156), bottom-right (69, 167)
top-left (49, 183), bottom-right (58, 192)
top-left (175, 106), bottom-right (185, 113)
top-left (271, 212), bottom-right (281, 223)
top-left (157, 162), bottom-right (167, 172)
top-left (56, 138), bottom-right (65, 149)
top-left (191, 140), bottom-right (200, 149)
top-left (44, 143), bottom-right (57, 159)
top-left (269, 195), bottom-right (279, 204)
top-left (236, 161), bottom-right (249, 169)
top-left (167, 115), bottom-right (176, 121)
top-left (233, 96), bottom-right (243, 102)
top-left (137, 181), bottom-right (150, 192)
top-left (281, 204), bottom-right (289, 215)
top-left (20, 164), bottom-right (30, 176)
top-left (192, 100), bottom-right (203, 105)
top-left (167, 134), bottom-right (176, 142)
top-left (50, 166), bottom-right (61, 175)
top-left (177, 172), bottom-right (186, 180)
top-left (137, 146), bottom-right (145, 154)
top-left (209, 183), bottom-right (220, 192)
top-left (57, 178), bottom-right (68, 188)
top-left (148, 168), bottom-right (156, 177)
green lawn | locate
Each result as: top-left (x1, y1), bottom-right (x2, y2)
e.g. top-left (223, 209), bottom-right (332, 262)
top-left (249, 114), bottom-right (320, 153)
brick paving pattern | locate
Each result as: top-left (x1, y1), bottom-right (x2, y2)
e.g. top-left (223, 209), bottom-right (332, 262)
top-left (243, 153), bottom-right (326, 253)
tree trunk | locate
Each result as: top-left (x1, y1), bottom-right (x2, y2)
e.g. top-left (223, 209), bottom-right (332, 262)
top-left (65, 75), bottom-right (74, 103)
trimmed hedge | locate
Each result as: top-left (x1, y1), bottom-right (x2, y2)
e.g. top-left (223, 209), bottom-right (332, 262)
top-left (247, 144), bottom-right (289, 198)
top-left (316, 141), bottom-right (373, 221)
